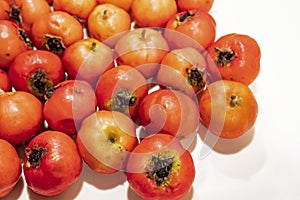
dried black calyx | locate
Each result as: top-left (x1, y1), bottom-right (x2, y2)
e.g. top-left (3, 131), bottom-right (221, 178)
top-left (8, 5), bottom-right (22, 24)
top-left (110, 89), bottom-right (137, 114)
top-left (178, 10), bottom-right (196, 23)
top-left (28, 69), bottom-right (54, 99)
top-left (18, 29), bottom-right (33, 48)
top-left (25, 143), bottom-right (47, 169)
top-left (145, 154), bottom-right (175, 187)
top-left (214, 47), bottom-right (236, 67)
top-left (43, 35), bottom-right (66, 54)
top-left (186, 66), bottom-right (206, 89)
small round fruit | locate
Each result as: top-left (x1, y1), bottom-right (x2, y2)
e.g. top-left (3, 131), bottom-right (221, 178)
top-left (199, 80), bottom-right (258, 138)
top-left (31, 11), bottom-right (84, 55)
top-left (95, 65), bottom-right (149, 118)
top-left (0, 139), bottom-right (22, 198)
top-left (87, 3), bottom-right (131, 43)
top-left (8, 0), bottom-right (51, 35)
top-left (115, 28), bottom-right (169, 78)
top-left (53, 0), bottom-right (97, 20)
top-left (206, 33), bottom-right (261, 85)
top-left (126, 133), bottom-right (195, 200)
top-left (157, 47), bottom-right (206, 97)
top-left (23, 130), bottom-right (82, 196)
top-left (165, 10), bottom-right (216, 50)
top-left (43, 80), bottom-right (97, 135)
top-left (131, 0), bottom-right (177, 27)
top-left (138, 89), bottom-right (200, 139)
top-left (0, 20), bottom-right (32, 69)
top-left (8, 49), bottom-right (65, 99)
top-left (62, 38), bottom-right (114, 86)
top-left (0, 91), bottom-right (43, 144)
top-left (76, 110), bottom-right (138, 174)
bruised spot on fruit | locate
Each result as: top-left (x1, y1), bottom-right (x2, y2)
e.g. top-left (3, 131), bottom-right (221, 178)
top-left (186, 66), bottom-right (206, 90)
top-left (28, 69), bottom-right (54, 99)
top-left (25, 143), bottom-right (47, 169)
top-left (214, 47), bottom-right (236, 67)
top-left (43, 34), bottom-right (66, 54)
top-left (145, 152), bottom-right (180, 187)
top-left (108, 89), bottom-right (137, 114)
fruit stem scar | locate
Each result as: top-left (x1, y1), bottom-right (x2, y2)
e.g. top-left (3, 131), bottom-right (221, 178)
top-left (140, 29), bottom-right (147, 40)
top-left (102, 9), bottom-right (108, 19)
top-left (230, 94), bottom-right (241, 107)
top-left (25, 143), bottom-right (47, 169)
top-left (90, 42), bottom-right (97, 51)
top-left (214, 47), bottom-right (236, 67)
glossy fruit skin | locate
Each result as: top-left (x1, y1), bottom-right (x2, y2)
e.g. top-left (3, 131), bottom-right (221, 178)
top-left (31, 11), bottom-right (84, 55)
top-left (131, 0), bottom-right (177, 27)
top-left (62, 38), bottom-right (114, 86)
top-left (95, 65), bottom-right (149, 118)
top-left (23, 130), bottom-right (82, 196)
top-left (0, 139), bottom-right (22, 198)
top-left (0, 20), bottom-right (31, 69)
top-left (8, 50), bottom-right (65, 99)
top-left (199, 80), bottom-right (258, 138)
top-left (87, 3), bottom-right (131, 43)
top-left (115, 28), bottom-right (169, 78)
top-left (157, 47), bottom-right (207, 97)
top-left (206, 33), bottom-right (261, 85)
top-left (43, 80), bottom-right (97, 135)
top-left (126, 133), bottom-right (195, 200)
top-left (165, 10), bottom-right (216, 50)
top-left (0, 0), bottom-right (10, 20)
top-left (96, 0), bottom-right (133, 11)
top-left (0, 91), bottom-right (43, 144)
top-left (0, 69), bottom-right (11, 92)
top-left (138, 89), bottom-right (200, 139)
top-left (177, 0), bottom-right (214, 12)
top-left (76, 110), bottom-right (138, 174)
top-left (8, 0), bottom-right (51, 36)
top-left (53, 0), bottom-right (97, 20)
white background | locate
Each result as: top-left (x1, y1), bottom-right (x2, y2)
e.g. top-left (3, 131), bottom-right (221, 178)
top-left (5, 0), bottom-right (300, 199)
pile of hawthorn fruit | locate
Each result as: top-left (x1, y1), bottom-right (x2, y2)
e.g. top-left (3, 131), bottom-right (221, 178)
top-left (0, 0), bottom-right (260, 199)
